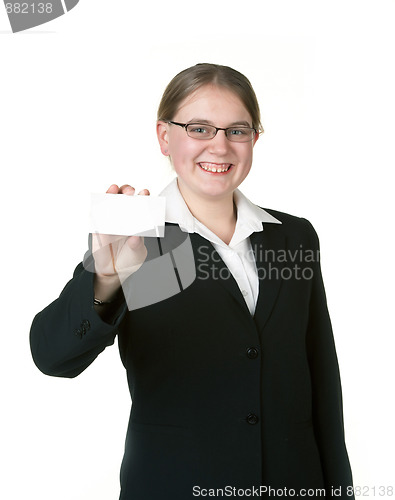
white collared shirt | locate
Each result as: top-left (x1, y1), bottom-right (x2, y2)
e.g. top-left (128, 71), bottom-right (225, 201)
top-left (159, 178), bottom-right (281, 315)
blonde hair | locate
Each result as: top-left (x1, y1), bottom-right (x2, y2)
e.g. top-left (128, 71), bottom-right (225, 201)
top-left (157, 63), bottom-right (263, 132)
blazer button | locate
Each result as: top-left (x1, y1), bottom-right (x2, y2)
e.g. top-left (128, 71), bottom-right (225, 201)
top-left (246, 413), bottom-right (259, 425)
top-left (81, 319), bottom-right (90, 330)
top-left (246, 347), bottom-right (259, 359)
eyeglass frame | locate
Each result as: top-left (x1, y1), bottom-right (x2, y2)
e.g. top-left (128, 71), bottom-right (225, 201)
top-left (166, 121), bottom-right (261, 142)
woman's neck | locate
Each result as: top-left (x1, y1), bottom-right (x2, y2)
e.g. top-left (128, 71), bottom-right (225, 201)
top-left (177, 181), bottom-right (237, 245)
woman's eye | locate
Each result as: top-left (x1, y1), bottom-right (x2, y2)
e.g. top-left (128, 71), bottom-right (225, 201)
top-left (191, 127), bottom-right (207, 133)
top-left (230, 128), bottom-right (247, 135)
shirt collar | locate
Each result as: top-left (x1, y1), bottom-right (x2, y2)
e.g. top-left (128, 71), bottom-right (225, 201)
top-left (159, 177), bottom-right (195, 233)
top-left (159, 177), bottom-right (281, 246)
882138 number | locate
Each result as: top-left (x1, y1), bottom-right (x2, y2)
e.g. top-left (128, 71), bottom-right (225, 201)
top-left (5, 3), bottom-right (53, 14)
top-left (347, 486), bottom-right (394, 496)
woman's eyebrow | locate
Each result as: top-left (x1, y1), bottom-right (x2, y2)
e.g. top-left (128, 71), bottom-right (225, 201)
top-left (188, 118), bottom-right (252, 127)
top-left (229, 121), bottom-right (252, 127)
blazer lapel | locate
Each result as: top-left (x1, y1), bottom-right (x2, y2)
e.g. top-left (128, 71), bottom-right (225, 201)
top-left (250, 224), bottom-right (286, 333)
top-left (190, 233), bottom-right (250, 313)
top-left (189, 223), bottom-right (287, 325)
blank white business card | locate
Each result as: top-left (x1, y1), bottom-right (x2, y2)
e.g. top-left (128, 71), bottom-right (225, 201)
top-left (89, 193), bottom-right (166, 237)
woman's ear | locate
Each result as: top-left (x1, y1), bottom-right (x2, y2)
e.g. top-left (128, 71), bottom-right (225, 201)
top-left (157, 121), bottom-right (170, 156)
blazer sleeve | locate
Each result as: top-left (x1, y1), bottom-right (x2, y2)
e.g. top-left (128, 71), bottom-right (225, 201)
top-left (30, 260), bottom-right (128, 379)
top-left (304, 219), bottom-right (354, 495)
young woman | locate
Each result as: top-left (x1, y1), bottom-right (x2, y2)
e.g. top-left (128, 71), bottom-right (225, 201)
top-left (30, 63), bottom-right (354, 499)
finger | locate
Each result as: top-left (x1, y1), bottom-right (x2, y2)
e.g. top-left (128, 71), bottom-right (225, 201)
top-left (106, 184), bottom-right (119, 194)
top-left (138, 188), bottom-right (150, 195)
top-left (120, 184), bottom-right (135, 195)
top-left (127, 235), bottom-right (144, 250)
top-left (92, 232), bottom-right (125, 251)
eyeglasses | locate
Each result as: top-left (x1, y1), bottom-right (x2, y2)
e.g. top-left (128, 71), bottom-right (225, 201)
top-left (167, 121), bottom-right (259, 143)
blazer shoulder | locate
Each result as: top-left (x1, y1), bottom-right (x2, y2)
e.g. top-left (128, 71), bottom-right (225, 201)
top-left (261, 207), bottom-right (312, 228)
top-left (261, 207), bottom-right (319, 248)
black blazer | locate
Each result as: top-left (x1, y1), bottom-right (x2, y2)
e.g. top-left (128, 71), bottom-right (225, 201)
top-left (30, 210), bottom-right (354, 499)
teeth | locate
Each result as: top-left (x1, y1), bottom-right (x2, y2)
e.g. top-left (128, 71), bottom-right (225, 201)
top-left (199, 163), bottom-right (231, 173)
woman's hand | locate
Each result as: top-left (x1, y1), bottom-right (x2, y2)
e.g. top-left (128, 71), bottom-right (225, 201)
top-left (92, 184), bottom-right (149, 302)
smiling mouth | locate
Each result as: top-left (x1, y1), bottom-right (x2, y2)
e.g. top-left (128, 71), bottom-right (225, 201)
top-left (198, 162), bottom-right (233, 173)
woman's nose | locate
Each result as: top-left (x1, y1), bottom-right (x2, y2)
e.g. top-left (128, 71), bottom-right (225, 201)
top-left (207, 130), bottom-right (230, 154)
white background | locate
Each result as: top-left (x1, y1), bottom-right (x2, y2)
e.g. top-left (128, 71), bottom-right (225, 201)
top-left (1, 1), bottom-right (394, 498)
